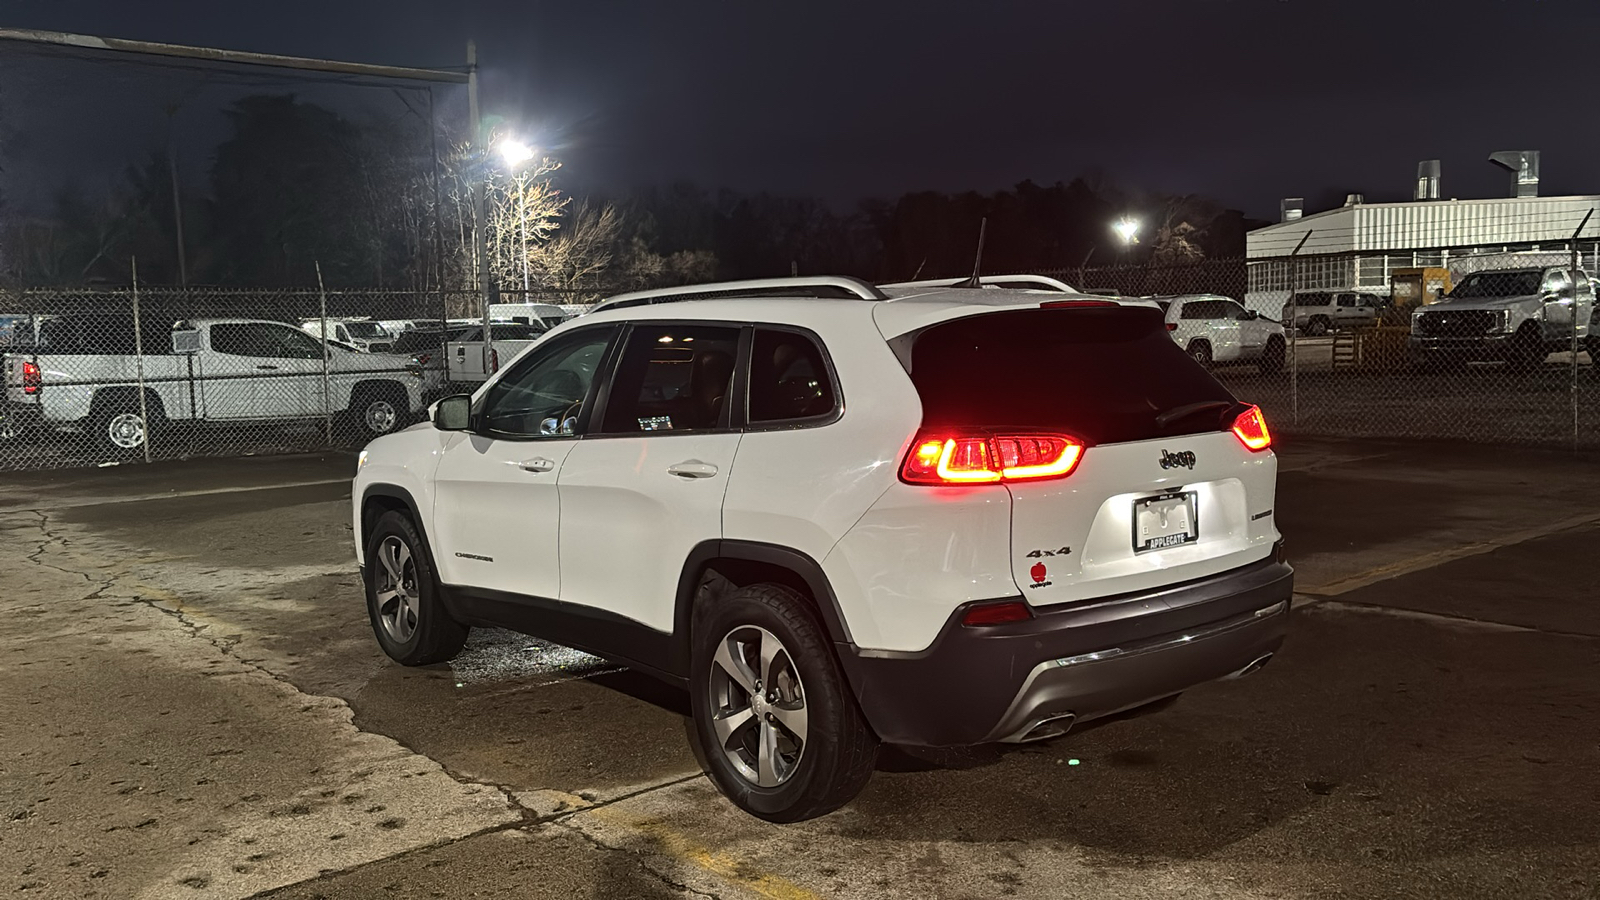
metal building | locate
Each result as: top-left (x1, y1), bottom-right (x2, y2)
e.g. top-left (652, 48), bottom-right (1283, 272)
top-left (1244, 157), bottom-right (1600, 315)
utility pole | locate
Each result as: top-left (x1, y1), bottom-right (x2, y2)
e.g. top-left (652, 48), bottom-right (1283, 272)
top-left (165, 104), bottom-right (188, 287)
top-left (467, 40), bottom-right (494, 375)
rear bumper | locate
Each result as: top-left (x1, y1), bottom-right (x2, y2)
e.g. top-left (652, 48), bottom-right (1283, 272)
top-left (840, 552), bottom-right (1292, 747)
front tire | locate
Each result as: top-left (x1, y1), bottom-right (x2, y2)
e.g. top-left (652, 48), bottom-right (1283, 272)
top-left (364, 511), bottom-right (467, 665)
top-left (1257, 336), bottom-right (1285, 375)
top-left (690, 583), bottom-right (878, 822)
top-left (1187, 340), bottom-right (1213, 368)
top-left (342, 384), bottom-right (409, 443)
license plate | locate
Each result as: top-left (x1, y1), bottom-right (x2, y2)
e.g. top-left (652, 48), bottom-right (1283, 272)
top-left (1133, 492), bottom-right (1198, 552)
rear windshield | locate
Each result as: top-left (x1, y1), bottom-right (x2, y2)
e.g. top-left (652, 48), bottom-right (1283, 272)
top-left (902, 307), bottom-right (1237, 445)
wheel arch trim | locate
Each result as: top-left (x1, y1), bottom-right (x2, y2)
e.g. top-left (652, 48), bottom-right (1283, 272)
top-left (673, 539), bottom-right (856, 674)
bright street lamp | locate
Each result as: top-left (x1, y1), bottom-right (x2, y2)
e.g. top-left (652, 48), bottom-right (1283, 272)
top-left (499, 139), bottom-right (536, 167)
top-left (1112, 217), bottom-right (1141, 246)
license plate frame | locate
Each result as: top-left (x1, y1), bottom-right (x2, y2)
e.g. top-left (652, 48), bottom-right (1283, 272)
top-left (1133, 491), bottom-right (1199, 553)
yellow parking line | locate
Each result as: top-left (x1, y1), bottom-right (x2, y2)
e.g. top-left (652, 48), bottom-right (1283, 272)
top-left (1298, 509), bottom-right (1600, 598)
top-left (589, 806), bottom-right (822, 900)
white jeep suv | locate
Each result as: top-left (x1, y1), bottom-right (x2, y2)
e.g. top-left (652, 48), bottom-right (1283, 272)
top-left (1158, 294), bottom-right (1287, 374)
top-left (353, 276), bottom-right (1292, 821)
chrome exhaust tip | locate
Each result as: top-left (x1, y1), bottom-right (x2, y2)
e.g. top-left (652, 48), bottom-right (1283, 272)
top-left (1226, 653), bottom-right (1274, 679)
top-left (1017, 711), bottom-right (1076, 742)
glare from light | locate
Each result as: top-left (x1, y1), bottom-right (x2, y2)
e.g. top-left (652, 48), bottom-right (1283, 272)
top-left (1113, 217), bottom-right (1142, 245)
top-left (499, 140), bottom-right (536, 167)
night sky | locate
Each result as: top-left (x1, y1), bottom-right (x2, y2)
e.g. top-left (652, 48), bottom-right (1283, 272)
top-left (6, 0), bottom-right (1600, 218)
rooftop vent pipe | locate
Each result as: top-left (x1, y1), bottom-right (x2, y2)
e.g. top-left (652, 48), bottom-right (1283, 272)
top-left (1488, 151), bottom-right (1540, 198)
top-left (1415, 160), bottom-right (1441, 200)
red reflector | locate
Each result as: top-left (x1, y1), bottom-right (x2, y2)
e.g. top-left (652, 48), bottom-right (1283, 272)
top-left (901, 432), bottom-right (1085, 485)
top-left (1039, 299), bottom-right (1119, 309)
top-left (961, 600), bottom-right (1032, 627)
top-left (415, 353), bottom-right (432, 366)
top-left (22, 361), bottom-right (42, 395)
top-left (1232, 404), bottom-right (1273, 451)
top-left (490, 348), bottom-right (500, 373)
top-left (1165, 322), bottom-right (1178, 331)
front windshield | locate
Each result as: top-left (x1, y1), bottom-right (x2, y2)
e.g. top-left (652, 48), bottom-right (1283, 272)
top-left (1451, 271), bottom-right (1542, 299)
top-left (344, 321), bottom-right (388, 338)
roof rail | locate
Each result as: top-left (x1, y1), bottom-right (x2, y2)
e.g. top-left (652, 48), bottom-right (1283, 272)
top-left (592, 276), bottom-right (887, 312)
top-left (878, 274), bottom-right (1077, 293)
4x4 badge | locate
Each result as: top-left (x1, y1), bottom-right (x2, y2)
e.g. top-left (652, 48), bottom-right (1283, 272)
top-left (1159, 449), bottom-right (1197, 470)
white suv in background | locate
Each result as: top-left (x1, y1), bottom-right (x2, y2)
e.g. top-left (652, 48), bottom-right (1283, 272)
top-left (1158, 294), bottom-right (1286, 374)
top-left (353, 276), bottom-right (1292, 821)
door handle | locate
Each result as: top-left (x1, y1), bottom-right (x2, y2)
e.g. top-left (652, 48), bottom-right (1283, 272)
top-left (667, 460), bottom-right (719, 479)
top-left (256, 364), bottom-right (280, 371)
top-left (520, 457), bottom-right (556, 473)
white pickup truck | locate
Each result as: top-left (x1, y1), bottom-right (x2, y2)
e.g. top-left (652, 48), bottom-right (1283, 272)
top-left (4, 315), bottom-right (425, 452)
top-left (444, 322), bottom-right (546, 383)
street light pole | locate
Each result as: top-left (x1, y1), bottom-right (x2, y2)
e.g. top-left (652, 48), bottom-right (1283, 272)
top-left (520, 174), bottom-right (530, 291)
top-left (467, 40), bottom-right (493, 375)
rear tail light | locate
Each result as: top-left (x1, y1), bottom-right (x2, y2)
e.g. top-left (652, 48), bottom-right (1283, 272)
top-left (1165, 322), bottom-right (1178, 332)
top-left (414, 353), bottom-right (431, 366)
top-left (961, 600), bottom-right (1033, 627)
top-left (490, 348), bottom-right (500, 373)
top-left (1231, 404), bottom-right (1273, 451)
top-left (21, 361), bottom-right (42, 395)
top-left (901, 432), bottom-right (1085, 485)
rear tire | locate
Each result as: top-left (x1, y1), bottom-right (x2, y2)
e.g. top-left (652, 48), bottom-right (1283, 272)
top-left (90, 392), bottom-right (163, 455)
top-left (690, 583), bottom-right (878, 822)
top-left (364, 511), bottom-right (467, 665)
top-left (1187, 340), bottom-right (1213, 368)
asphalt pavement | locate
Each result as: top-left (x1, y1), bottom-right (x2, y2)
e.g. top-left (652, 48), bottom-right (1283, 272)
top-left (2, 436), bottom-right (1597, 899)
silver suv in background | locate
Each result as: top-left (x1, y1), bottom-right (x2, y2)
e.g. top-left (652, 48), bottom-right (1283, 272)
top-left (1281, 291), bottom-right (1383, 336)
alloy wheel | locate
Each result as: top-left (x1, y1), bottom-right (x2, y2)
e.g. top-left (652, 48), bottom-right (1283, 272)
top-left (708, 625), bottom-right (808, 787)
top-left (373, 536), bottom-right (418, 643)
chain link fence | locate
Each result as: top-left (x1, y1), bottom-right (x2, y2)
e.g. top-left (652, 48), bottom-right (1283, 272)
top-left (1034, 205), bottom-right (1600, 450)
top-left (5, 229), bottom-right (1600, 472)
top-left (0, 286), bottom-right (590, 470)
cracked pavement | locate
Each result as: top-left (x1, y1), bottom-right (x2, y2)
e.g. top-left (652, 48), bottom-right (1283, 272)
top-left (3, 442), bottom-right (1599, 899)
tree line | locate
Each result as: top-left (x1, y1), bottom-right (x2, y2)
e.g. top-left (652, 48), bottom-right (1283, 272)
top-left (0, 94), bottom-right (1264, 294)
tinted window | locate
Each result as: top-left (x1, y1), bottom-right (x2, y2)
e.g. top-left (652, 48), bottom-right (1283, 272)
top-left (212, 323), bottom-right (322, 359)
top-left (479, 327), bottom-right (616, 437)
top-left (1180, 300), bottom-right (1222, 320)
top-left (600, 325), bottom-right (740, 433)
top-left (749, 329), bottom-right (837, 424)
top-left (906, 308), bottom-right (1237, 445)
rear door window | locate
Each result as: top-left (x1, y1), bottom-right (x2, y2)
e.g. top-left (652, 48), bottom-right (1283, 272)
top-left (902, 307), bottom-right (1237, 445)
top-left (598, 324), bottom-right (741, 434)
top-left (748, 328), bottom-right (838, 425)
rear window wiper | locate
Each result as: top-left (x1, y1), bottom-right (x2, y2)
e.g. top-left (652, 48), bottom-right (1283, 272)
top-left (1155, 399), bottom-right (1236, 429)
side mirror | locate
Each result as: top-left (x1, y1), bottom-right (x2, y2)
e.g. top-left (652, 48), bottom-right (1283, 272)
top-left (1246, 310), bottom-right (1261, 320)
top-left (433, 394), bottom-right (474, 432)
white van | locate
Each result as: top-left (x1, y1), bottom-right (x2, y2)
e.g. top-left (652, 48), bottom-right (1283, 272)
top-left (488, 303), bottom-right (570, 328)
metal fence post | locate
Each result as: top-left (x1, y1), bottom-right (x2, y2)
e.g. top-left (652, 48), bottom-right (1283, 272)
top-left (1287, 232), bottom-right (1311, 428)
top-left (1571, 210), bottom-right (1593, 452)
top-left (315, 261), bottom-right (333, 447)
top-left (130, 257), bottom-right (153, 463)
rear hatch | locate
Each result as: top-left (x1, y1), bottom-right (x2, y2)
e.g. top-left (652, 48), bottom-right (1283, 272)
top-left (900, 306), bottom-right (1280, 606)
